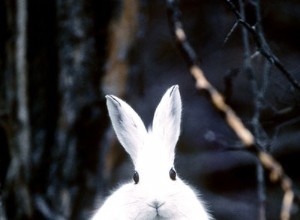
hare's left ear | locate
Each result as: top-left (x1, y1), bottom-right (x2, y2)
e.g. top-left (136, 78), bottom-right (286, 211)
top-left (152, 85), bottom-right (182, 155)
top-left (106, 95), bottom-right (147, 164)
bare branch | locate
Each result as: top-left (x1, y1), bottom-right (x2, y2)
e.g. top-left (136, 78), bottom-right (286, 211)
top-left (238, 0), bottom-right (267, 219)
top-left (166, 0), bottom-right (254, 146)
top-left (223, 0), bottom-right (300, 91)
top-left (166, 1), bottom-right (298, 219)
top-left (223, 21), bottom-right (239, 46)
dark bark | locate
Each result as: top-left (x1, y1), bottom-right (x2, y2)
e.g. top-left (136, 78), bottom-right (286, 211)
top-left (1, 0), bottom-right (111, 219)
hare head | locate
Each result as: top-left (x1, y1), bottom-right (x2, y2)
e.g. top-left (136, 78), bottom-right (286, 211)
top-left (92, 85), bottom-right (211, 220)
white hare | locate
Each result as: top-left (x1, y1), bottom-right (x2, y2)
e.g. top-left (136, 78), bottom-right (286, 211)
top-left (91, 85), bottom-right (212, 220)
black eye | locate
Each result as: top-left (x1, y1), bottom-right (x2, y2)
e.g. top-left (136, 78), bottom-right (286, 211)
top-left (169, 168), bottom-right (176, 181)
top-left (133, 171), bottom-right (139, 184)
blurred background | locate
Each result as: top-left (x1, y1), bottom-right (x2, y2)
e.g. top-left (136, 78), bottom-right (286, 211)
top-left (0, 0), bottom-right (300, 219)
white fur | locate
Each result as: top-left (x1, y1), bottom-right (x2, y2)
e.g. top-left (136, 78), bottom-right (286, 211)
top-left (91, 85), bottom-right (212, 220)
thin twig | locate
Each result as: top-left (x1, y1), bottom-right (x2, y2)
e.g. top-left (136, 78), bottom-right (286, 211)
top-left (223, 21), bottom-right (239, 46)
top-left (271, 116), bottom-right (300, 148)
top-left (166, 1), bottom-right (298, 219)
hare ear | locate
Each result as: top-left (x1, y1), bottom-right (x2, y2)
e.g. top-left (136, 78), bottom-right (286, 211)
top-left (106, 95), bottom-right (147, 163)
top-left (152, 85), bottom-right (182, 156)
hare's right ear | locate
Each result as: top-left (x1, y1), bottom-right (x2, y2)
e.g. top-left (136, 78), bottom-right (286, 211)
top-left (106, 95), bottom-right (147, 163)
top-left (152, 85), bottom-right (181, 159)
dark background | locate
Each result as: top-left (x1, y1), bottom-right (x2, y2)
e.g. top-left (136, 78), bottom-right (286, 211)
top-left (1, 0), bottom-right (300, 219)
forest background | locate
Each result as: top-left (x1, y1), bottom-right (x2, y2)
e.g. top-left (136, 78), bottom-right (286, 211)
top-left (1, 0), bottom-right (300, 219)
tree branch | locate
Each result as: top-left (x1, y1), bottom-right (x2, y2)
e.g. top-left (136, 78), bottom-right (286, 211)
top-left (224, 0), bottom-right (300, 91)
top-left (238, 1), bottom-right (267, 219)
top-left (166, 1), bottom-right (298, 219)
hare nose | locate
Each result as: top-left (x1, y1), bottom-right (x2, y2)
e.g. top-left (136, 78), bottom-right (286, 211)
top-left (150, 200), bottom-right (165, 210)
